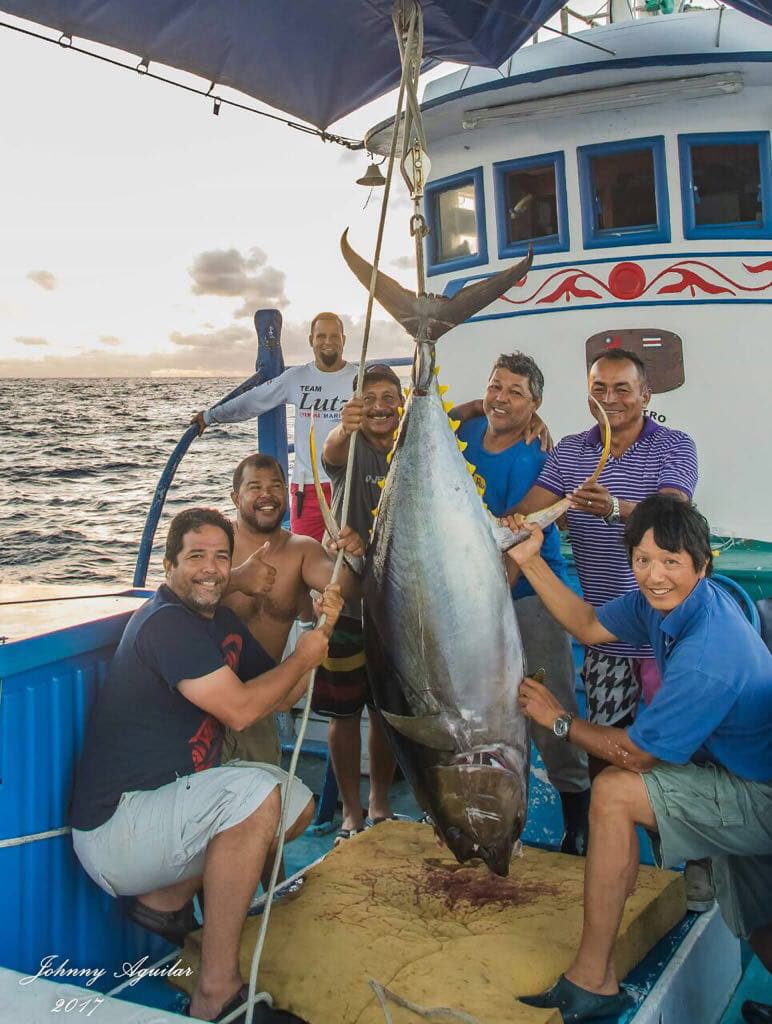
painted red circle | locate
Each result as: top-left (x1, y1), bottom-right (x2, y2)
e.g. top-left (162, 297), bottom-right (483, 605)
top-left (607, 262), bottom-right (646, 300)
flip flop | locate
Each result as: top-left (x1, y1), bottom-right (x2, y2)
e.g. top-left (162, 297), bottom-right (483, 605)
top-left (333, 826), bottom-right (365, 846)
top-left (187, 985), bottom-right (312, 1022)
top-left (518, 975), bottom-right (634, 1023)
top-left (365, 815), bottom-right (399, 827)
top-left (126, 897), bottom-right (196, 945)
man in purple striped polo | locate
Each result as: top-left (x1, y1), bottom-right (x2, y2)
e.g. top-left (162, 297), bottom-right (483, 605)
top-left (518, 348), bottom-right (698, 741)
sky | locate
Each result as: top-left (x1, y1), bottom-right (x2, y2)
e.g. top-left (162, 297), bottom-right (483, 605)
top-left (0, 7), bottom-right (580, 377)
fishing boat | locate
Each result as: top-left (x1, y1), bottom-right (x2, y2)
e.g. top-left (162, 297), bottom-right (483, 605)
top-left (1, 2), bottom-right (771, 1022)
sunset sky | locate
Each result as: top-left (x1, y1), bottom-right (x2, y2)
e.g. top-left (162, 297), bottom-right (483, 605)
top-left (0, 13), bottom-right (427, 376)
top-left (0, 8), bottom-right (580, 377)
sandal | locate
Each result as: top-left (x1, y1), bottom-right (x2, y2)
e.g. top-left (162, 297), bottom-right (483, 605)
top-left (333, 827), bottom-right (365, 846)
top-left (365, 815), bottom-right (398, 827)
top-left (126, 897), bottom-right (196, 945)
top-left (187, 986), bottom-right (311, 1022)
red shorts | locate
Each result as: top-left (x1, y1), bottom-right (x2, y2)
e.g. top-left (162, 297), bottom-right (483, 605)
top-left (290, 483), bottom-right (332, 542)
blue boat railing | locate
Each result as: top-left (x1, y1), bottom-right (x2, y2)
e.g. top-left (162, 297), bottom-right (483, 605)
top-left (132, 308), bottom-right (412, 586)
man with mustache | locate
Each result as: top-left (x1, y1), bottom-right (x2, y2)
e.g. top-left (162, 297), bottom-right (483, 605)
top-left (71, 507), bottom-right (342, 1023)
top-left (319, 364), bottom-right (403, 840)
top-left (193, 312), bottom-right (356, 540)
top-left (222, 453), bottom-right (364, 767)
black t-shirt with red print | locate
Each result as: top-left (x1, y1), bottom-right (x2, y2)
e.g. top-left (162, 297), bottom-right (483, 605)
top-left (70, 584), bottom-right (274, 830)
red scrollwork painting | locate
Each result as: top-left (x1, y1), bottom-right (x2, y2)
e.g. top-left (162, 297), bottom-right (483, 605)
top-left (500, 258), bottom-right (772, 306)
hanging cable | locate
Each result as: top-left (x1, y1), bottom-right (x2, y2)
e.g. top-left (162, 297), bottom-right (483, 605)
top-left (0, 18), bottom-right (363, 149)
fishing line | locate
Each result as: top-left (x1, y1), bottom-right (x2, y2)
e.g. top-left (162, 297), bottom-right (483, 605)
top-left (0, 18), bottom-right (362, 149)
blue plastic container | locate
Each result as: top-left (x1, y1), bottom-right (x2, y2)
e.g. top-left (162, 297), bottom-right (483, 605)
top-left (0, 595), bottom-right (171, 987)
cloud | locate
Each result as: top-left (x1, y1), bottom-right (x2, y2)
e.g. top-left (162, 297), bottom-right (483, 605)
top-left (390, 255), bottom-right (415, 270)
top-left (188, 247), bottom-right (288, 319)
top-left (14, 335), bottom-right (50, 347)
top-left (26, 270), bottom-right (58, 291)
top-left (169, 324), bottom-right (254, 351)
top-left (98, 335), bottom-right (124, 347)
top-left (0, 317), bottom-right (412, 377)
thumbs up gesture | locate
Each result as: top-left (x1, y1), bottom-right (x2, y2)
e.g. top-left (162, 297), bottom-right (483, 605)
top-left (231, 541), bottom-right (277, 597)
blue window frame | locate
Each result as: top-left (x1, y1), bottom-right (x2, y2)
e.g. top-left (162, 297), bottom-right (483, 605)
top-left (493, 152), bottom-right (569, 258)
top-left (577, 136), bottom-right (670, 249)
top-left (425, 167), bottom-right (488, 276)
top-left (678, 132), bottom-right (772, 240)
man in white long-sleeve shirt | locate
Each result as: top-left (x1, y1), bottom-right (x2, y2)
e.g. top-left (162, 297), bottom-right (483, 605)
top-left (194, 312), bottom-right (357, 541)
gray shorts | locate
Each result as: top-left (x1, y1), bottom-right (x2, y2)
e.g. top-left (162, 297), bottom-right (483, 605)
top-left (72, 761), bottom-right (313, 898)
top-left (642, 761), bottom-right (772, 938)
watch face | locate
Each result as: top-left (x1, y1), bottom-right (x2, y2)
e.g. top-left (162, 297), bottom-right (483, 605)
top-left (554, 716), bottom-right (569, 738)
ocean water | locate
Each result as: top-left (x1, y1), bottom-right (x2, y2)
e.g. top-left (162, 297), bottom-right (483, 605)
top-left (1, 377), bottom-right (280, 586)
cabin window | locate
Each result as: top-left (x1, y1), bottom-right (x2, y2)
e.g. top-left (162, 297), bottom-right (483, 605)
top-left (425, 168), bottom-right (488, 275)
top-left (578, 137), bottom-right (670, 249)
top-left (494, 152), bottom-right (569, 257)
top-left (678, 132), bottom-right (772, 239)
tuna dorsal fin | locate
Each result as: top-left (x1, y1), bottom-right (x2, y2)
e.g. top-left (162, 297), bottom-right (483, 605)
top-left (340, 230), bottom-right (533, 342)
top-left (381, 710), bottom-right (456, 752)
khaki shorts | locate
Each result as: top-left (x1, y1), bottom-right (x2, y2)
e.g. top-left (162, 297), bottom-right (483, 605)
top-left (72, 761), bottom-right (313, 898)
top-left (642, 761), bottom-right (772, 937)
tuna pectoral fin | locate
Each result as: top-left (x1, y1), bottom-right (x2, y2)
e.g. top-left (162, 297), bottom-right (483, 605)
top-left (381, 711), bottom-right (456, 752)
top-left (491, 499), bottom-right (571, 551)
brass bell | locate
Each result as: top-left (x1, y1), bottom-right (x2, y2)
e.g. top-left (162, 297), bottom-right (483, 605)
top-left (356, 162), bottom-right (386, 187)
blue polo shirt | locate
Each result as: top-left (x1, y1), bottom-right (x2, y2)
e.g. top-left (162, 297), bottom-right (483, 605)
top-left (596, 579), bottom-right (772, 781)
top-left (458, 416), bottom-right (567, 600)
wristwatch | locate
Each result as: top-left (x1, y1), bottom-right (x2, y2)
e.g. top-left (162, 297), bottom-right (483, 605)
top-left (604, 495), bottom-right (621, 525)
top-left (552, 713), bottom-right (575, 740)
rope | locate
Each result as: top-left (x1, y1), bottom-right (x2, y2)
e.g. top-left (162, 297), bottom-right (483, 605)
top-left (0, 826), bottom-right (71, 848)
top-left (369, 980), bottom-right (482, 1024)
top-left (0, 19), bottom-right (362, 149)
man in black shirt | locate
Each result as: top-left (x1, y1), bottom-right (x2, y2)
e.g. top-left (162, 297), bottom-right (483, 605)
top-left (71, 507), bottom-right (343, 1023)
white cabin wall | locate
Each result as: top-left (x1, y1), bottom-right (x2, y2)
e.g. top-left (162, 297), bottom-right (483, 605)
top-left (425, 81), bottom-right (772, 540)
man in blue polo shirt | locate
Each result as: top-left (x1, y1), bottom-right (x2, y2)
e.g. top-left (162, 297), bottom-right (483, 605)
top-left (457, 352), bottom-right (590, 855)
top-left (504, 495), bottom-right (772, 1024)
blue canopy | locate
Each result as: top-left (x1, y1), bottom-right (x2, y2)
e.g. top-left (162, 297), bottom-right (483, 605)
top-left (0, 0), bottom-right (568, 129)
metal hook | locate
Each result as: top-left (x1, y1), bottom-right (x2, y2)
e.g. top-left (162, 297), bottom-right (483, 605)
top-left (135, 57), bottom-right (149, 75)
top-left (57, 33), bottom-right (72, 48)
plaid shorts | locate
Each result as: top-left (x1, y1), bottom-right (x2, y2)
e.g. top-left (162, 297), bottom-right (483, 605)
top-left (311, 615), bottom-right (371, 718)
top-left (581, 648), bottom-right (660, 727)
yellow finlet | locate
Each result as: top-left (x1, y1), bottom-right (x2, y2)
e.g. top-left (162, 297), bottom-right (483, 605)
top-left (448, 418), bottom-right (460, 432)
top-left (371, 508), bottom-right (379, 517)
top-left (385, 451), bottom-right (393, 464)
top-left (465, 461), bottom-right (477, 475)
top-left (397, 407), bottom-right (404, 416)
top-left (377, 479), bottom-right (385, 489)
top-left (442, 401), bottom-right (453, 413)
top-left (433, 365), bottom-right (441, 376)
top-left (457, 439), bottom-right (468, 452)
top-left (438, 384), bottom-right (449, 395)
top-left (477, 486), bottom-right (485, 496)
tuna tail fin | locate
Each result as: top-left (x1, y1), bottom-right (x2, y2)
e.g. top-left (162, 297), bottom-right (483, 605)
top-left (309, 412), bottom-right (341, 541)
top-left (381, 710), bottom-right (457, 752)
top-left (340, 230), bottom-right (533, 341)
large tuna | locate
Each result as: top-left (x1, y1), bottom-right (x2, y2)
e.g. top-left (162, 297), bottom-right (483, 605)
top-left (341, 233), bottom-right (535, 876)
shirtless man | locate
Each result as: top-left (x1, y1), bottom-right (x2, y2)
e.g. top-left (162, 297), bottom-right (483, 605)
top-left (221, 452), bottom-right (363, 766)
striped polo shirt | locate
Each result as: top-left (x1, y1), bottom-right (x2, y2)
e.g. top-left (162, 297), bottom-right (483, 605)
top-left (536, 416), bottom-right (698, 657)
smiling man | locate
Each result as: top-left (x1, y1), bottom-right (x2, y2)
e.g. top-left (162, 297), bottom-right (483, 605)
top-left (456, 353), bottom-right (591, 856)
top-left (193, 312), bottom-right (357, 540)
top-left (71, 507), bottom-right (343, 1022)
top-left (503, 495), bottom-right (772, 1024)
top-left (220, 452), bottom-right (363, 766)
top-left (319, 364), bottom-right (403, 839)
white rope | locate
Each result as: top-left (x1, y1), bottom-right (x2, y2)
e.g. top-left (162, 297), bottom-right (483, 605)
top-left (0, 826), bottom-right (71, 848)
